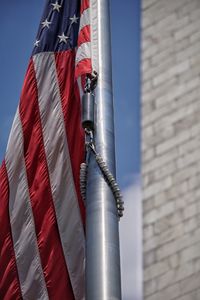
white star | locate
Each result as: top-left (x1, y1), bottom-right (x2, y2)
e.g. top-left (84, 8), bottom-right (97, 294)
top-left (34, 40), bottom-right (40, 47)
top-left (69, 14), bottom-right (79, 24)
top-left (51, 1), bottom-right (62, 12)
top-left (41, 19), bottom-right (51, 28)
top-left (58, 33), bottom-right (69, 44)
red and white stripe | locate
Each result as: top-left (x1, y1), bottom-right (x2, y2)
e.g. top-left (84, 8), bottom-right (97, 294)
top-left (33, 52), bottom-right (85, 300)
top-left (0, 0), bottom-right (99, 299)
top-left (75, 0), bottom-right (98, 80)
top-left (1, 50), bottom-right (85, 299)
top-left (5, 108), bottom-right (48, 300)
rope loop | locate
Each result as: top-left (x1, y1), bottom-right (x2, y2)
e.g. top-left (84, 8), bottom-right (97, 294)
top-left (80, 128), bottom-right (124, 218)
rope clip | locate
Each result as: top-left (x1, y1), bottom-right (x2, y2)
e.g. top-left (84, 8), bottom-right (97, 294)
top-left (84, 71), bottom-right (98, 93)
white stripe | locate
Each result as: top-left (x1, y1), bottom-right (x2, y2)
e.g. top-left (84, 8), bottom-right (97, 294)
top-left (76, 42), bottom-right (91, 65)
top-left (79, 8), bottom-right (90, 31)
top-left (5, 108), bottom-right (49, 300)
top-left (90, 0), bottom-right (99, 73)
top-left (77, 77), bottom-right (84, 99)
top-left (33, 52), bottom-right (85, 300)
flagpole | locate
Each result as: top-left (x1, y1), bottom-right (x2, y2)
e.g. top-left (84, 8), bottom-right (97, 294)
top-left (85, 0), bottom-right (122, 299)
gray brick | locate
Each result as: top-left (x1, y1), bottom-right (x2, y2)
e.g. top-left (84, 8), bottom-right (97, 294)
top-left (144, 278), bottom-right (157, 296)
top-left (168, 253), bottom-right (180, 269)
top-left (146, 283), bottom-right (181, 300)
top-left (142, 148), bottom-right (155, 163)
top-left (178, 289), bottom-right (200, 300)
top-left (180, 242), bottom-right (200, 264)
top-left (152, 60), bottom-right (190, 87)
top-left (144, 224), bottom-right (154, 240)
top-left (142, 0), bottom-right (200, 299)
top-left (183, 203), bottom-right (197, 220)
top-left (143, 176), bottom-right (173, 200)
top-left (180, 273), bottom-right (200, 295)
top-left (143, 148), bottom-right (179, 175)
top-left (144, 250), bottom-right (156, 268)
top-left (144, 200), bottom-right (175, 225)
top-left (184, 217), bottom-right (198, 233)
top-left (144, 261), bottom-right (169, 282)
top-left (174, 20), bottom-right (199, 41)
top-left (175, 261), bottom-right (194, 282)
top-left (157, 269), bottom-right (175, 290)
top-left (156, 131), bottom-right (190, 155)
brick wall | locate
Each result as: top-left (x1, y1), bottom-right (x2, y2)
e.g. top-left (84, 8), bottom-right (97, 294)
top-left (142, 0), bottom-right (200, 299)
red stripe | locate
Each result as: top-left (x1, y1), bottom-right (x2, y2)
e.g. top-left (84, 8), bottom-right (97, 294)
top-left (81, 75), bottom-right (86, 90)
top-left (75, 57), bottom-right (92, 79)
top-left (19, 59), bottom-right (74, 300)
top-left (80, 0), bottom-right (89, 15)
top-left (55, 51), bottom-right (85, 224)
top-left (0, 162), bottom-right (22, 300)
top-left (78, 25), bottom-right (90, 47)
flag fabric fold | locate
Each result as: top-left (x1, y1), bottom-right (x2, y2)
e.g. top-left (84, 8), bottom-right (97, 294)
top-left (0, 1), bottom-right (98, 299)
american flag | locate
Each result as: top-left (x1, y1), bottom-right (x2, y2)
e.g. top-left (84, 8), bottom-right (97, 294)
top-left (0, 0), bottom-right (98, 299)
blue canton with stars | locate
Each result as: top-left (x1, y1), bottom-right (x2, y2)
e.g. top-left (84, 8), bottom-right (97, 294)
top-left (32, 0), bottom-right (81, 56)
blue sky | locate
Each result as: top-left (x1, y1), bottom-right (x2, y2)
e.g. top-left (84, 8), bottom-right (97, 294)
top-left (0, 1), bottom-right (141, 299)
top-left (111, 0), bottom-right (140, 187)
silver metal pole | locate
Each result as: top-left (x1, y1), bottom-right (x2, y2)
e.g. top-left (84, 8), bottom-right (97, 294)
top-left (86, 0), bottom-right (122, 299)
